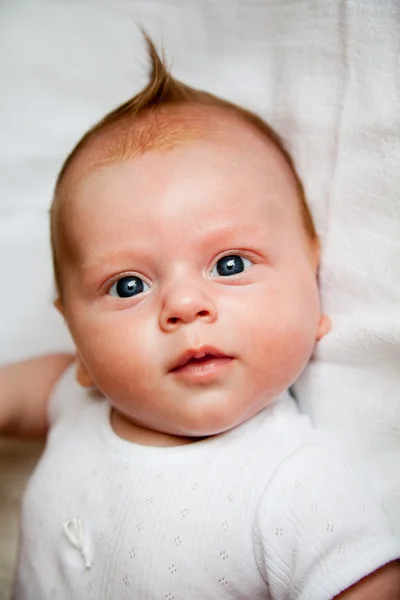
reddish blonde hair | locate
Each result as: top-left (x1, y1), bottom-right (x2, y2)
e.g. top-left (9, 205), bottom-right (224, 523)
top-left (51, 34), bottom-right (316, 295)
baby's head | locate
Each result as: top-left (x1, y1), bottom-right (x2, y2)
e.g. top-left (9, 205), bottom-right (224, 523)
top-left (51, 37), bottom-right (330, 444)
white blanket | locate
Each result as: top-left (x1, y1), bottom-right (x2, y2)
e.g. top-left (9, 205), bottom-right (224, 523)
top-left (0, 0), bottom-right (399, 533)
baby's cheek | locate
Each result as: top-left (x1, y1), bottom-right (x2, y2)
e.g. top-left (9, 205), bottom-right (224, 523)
top-left (277, 325), bottom-right (317, 380)
top-left (249, 318), bottom-right (316, 385)
top-left (94, 329), bottom-right (158, 396)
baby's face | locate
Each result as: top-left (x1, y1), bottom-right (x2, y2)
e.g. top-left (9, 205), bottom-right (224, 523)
top-left (58, 127), bottom-right (328, 442)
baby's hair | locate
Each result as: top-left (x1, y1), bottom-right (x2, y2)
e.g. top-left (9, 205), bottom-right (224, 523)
top-left (51, 33), bottom-right (317, 296)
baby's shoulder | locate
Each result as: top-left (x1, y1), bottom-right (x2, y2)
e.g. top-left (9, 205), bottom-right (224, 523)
top-left (48, 362), bottom-right (105, 426)
top-left (236, 390), bottom-right (331, 461)
top-left (253, 438), bottom-right (400, 598)
top-left (215, 392), bottom-right (340, 501)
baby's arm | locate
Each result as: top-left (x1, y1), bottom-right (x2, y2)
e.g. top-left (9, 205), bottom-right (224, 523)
top-left (0, 354), bottom-right (74, 437)
top-left (336, 561), bottom-right (400, 599)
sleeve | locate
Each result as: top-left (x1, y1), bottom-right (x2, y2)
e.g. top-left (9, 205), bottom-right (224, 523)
top-left (253, 445), bottom-right (400, 600)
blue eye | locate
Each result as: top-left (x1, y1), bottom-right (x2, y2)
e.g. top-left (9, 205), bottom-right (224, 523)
top-left (108, 276), bottom-right (149, 298)
top-left (210, 255), bottom-right (252, 277)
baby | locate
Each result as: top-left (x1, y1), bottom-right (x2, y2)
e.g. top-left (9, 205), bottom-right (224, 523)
top-left (1, 38), bottom-right (400, 599)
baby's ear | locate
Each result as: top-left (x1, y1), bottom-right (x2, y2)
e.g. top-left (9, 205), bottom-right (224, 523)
top-left (75, 356), bottom-right (94, 388)
top-left (54, 297), bottom-right (64, 315)
top-left (316, 313), bottom-right (331, 341)
top-left (310, 238), bottom-right (331, 341)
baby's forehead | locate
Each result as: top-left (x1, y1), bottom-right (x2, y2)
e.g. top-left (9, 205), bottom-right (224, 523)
top-left (61, 142), bottom-right (300, 259)
top-left (62, 137), bottom-right (302, 252)
top-left (57, 105), bottom-right (293, 198)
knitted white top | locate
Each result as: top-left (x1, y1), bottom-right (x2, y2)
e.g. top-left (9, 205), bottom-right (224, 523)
top-left (14, 366), bottom-right (400, 600)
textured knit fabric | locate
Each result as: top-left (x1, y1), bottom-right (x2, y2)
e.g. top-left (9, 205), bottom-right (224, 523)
top-left (14, 367), bottom-right (400, 600)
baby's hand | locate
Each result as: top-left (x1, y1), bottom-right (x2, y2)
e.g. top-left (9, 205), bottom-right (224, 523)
top-left (336, 561), bottom-right (400, 599)
top-left (0, 354), bottom-right (74, 437)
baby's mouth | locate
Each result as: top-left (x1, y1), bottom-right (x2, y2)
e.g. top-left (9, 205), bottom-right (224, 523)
top-left (170, 347), bottom-right (230, 370)
top-left (169, 347), bottom-right (234, 379)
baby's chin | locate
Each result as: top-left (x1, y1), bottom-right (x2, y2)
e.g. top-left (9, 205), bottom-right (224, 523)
top-left (110, 408), bottom-right (211, 447)
top-left (162, 405), bottom-right (270, 440)
top-left (109, 385), bottom-right (278, 444)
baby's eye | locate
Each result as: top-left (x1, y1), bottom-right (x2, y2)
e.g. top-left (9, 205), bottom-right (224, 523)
top-left (210, 255), bottom-right (252, 277)
top-left (108, 276), bottom-right (149, 298)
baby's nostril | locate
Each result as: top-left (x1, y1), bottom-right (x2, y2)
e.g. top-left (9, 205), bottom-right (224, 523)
top-left (168, 317), bottom-right (178, 324)
top-left (198, 310), bottom-right (209, 317)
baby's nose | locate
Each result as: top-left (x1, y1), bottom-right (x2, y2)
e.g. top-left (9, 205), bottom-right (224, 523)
top-left (159, 286), bottom-right (217, 332)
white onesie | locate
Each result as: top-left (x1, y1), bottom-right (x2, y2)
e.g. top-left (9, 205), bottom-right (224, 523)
top-left (14, 366), bottom-right (400, 600)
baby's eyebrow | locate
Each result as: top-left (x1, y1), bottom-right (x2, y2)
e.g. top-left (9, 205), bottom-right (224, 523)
top-left (78, 248), bottom-right (149, 273)
top-left (197, 221), bottom-right (275, 245)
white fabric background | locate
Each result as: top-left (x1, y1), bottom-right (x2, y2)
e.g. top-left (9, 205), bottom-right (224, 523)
top-left (0, 1), bottom-right (399, 533)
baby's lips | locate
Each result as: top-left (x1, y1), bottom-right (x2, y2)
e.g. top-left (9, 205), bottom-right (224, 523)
top-left (169, 345), bottom-right (231, 371)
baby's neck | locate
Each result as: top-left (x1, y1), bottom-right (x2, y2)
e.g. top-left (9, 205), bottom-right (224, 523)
top-left (110, 408), bottom-right (202, 447)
